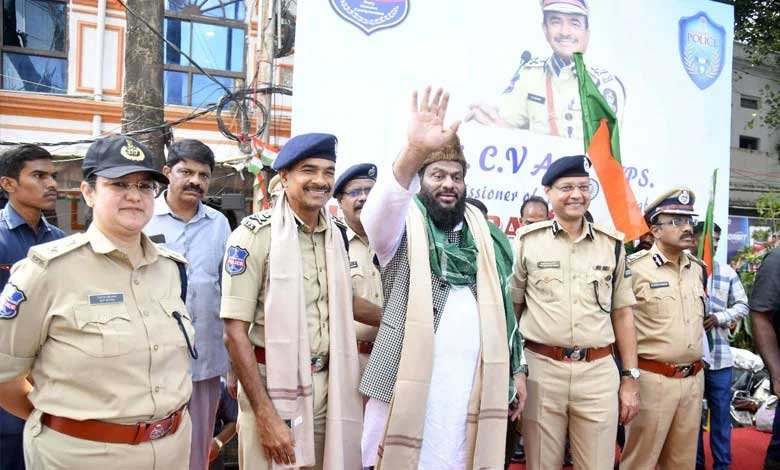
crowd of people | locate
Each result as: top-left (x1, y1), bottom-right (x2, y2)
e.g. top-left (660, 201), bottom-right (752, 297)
top-left (0, 82), bottom-right (778, 470)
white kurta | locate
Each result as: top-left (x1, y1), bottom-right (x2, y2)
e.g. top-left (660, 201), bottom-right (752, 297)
top-left (359, 170), bottom-right (482, 470)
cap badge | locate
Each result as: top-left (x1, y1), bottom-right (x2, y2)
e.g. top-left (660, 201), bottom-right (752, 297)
top-left (583, 157), bottom-right (591, 172)
top-left (678, 190), bottom-right (690, 205)
top-left (120, 139), bottom-right (146, 162)
top-left (368, 166), bottom-right (376, 177)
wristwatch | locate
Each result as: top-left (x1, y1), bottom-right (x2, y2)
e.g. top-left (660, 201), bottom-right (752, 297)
top-left (621, 368), bottom-right (641, 380)
top-left (516, 364), bottom-right (529, 377)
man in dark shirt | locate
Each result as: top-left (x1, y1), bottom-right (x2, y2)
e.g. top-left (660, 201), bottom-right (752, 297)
top-left (0, 144), bottom-right (65, 470)
top-left (750, 248), bottom-right (780, 470)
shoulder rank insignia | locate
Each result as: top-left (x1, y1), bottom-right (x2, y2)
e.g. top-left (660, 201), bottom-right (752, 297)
top-left (27, 233), bottom-right (89, 268)
top-left (241, 210), bottom-right (272, 234)
top-left (627, 249), bottom-right (650, 265)
top-left (0, 283), bottom-right (26, 319)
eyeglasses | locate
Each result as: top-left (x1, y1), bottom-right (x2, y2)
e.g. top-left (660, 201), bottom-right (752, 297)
top-left (654, 217), bottom-right (697, 227)
top-left (344, 187), bottom-right (372, 198)
top-left (553, 183), bottom-right (592, 194)
top-left (105, 181), bottom-right (159, 196)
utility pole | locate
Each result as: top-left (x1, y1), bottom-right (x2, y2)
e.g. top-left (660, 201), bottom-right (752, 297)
top-left (122, 0), bottom-right (165, 168)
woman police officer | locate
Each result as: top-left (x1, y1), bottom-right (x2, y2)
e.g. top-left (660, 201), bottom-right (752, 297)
top-left (0, 135), bottom-right (196, 469)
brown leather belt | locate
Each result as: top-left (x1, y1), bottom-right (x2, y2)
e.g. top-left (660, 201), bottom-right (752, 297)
top-left (525, 340), bottom-right (613, 362)
top-left (254, 346), bottom-right (329, 372)
top-left (41, 407), bottom-right (185, 445)
top-left (638, 357), bottom-right (704, 378)
top-left (357, 340), bottom-right (374, 355)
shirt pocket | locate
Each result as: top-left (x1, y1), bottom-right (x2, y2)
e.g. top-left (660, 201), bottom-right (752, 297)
top-left (72, 304), bottom-right (134, 357)
top-left (158, 298), bottom-right (195, 351)
top-left (586, 270), bottom-right (614, 313)
top-left (644, 285), bottom-right (678, 320)
top-left (530, 271), bottom-right (564, 303)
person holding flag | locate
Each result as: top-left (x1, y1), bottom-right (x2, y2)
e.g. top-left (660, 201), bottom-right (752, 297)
top-left (620, 188), bottom-right (708, 469)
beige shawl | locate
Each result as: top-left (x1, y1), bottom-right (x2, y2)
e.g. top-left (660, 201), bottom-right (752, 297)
top-left (376, 203), bottom-right (509, 470)
top-left (265, 195), bottom-right (363, 469)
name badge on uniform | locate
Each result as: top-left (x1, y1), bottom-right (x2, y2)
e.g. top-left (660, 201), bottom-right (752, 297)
top-left (527, 93), bottom-right (546, 104)
top-left (537, 261), bottom-right (560, 269)
top-left (594, 265), bottom-right (610, 271)
top-left (89, 293), bottom-right (125, 305)
top-left (650, 281), bottom-right (670, 289)
top-left (350, 261), bottom-right (358, 269)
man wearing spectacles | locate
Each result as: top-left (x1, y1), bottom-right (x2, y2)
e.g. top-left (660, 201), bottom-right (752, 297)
top-left (144, 139), bottom-right (232, 470)
top-left (334, 163), bottom-right (383, 373)
top-left (620, 187), bottom-right (707, 469)
top-left (510, 154), bottom-right (639, 469)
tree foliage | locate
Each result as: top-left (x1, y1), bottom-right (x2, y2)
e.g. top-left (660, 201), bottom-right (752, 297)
top-left (734, 0), bottom-right (780, 130)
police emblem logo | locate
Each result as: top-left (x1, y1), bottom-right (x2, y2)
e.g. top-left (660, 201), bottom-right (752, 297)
top-left (225, 246), bottom-right (249, 276)
top-left (368, 166), bottom-right (376, 177)
top-left (120, 139), bottom-right (146, 162)
top-left (678, 11), bottom-right (726, 90)
top-left (679, 190), bottom-right (690, 205)
top-left (0, 283), bottom-right (26, 319)
top-left (329, 0), bottom-right (409, 35)
top-left (583, 157), bottom-right (590, 172)
top-left (149, 423), bottom-right (167, 440)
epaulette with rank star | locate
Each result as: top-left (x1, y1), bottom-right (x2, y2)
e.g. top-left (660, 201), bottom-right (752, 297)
top-left (240, 209), bottom-right (272, 233)
top-left (27, 233), bottom-right (89, 268)
top-left (627, 249), bottom-right (650, 265)
top-left (514, 220), bottom-right (554, 239)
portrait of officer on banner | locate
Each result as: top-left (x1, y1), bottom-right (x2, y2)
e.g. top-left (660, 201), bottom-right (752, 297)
top-left (465, 0), bottom-right (625, 140)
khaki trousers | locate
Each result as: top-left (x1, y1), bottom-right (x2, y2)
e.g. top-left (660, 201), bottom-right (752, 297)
top-left (620, 369), bottom-right (704, 470)
top-left (23, 408), bottom-right (192, 470)
top-left (237, 364), bottom-right (328, 470)
top-left (523, 349), bottom-right (619, 470)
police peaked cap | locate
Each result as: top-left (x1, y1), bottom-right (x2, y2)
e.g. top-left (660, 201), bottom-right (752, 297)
top-left (645, 187), bottom-right (698, 224)
top-left (541, 155), bottom-right (591, 186)
top-left (82, 135), bottom-right (168, 184)
top-left (334, 163), bottom-right (378, 196)
top-left (541, 0), bottom-right (589, 16)
top-left (272, 133), bottom-right (338, 171)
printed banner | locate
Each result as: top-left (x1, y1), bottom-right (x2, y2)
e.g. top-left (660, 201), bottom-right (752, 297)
top-left (293, 0), bottom-right (734, 249)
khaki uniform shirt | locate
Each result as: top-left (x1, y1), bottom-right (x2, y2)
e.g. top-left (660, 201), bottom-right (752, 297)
top-left (0, 225), bottom-right (192, 423)
top-left (629, 244), bottom-right (706, 364)
top-left (510, 219), bottom-right (636, 348)
top-left (347, 229), bottom-right (382, 342)
top-left (220, 210), bottom-right (330, 356)
top-left (498, 55), bottom-right (625, 140)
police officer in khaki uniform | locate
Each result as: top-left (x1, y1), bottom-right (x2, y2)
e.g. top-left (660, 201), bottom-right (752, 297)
top-left (334, 163), bottom-right (383, 372)
top-left (466, 0), bottom-right (625, 139)
top-left (510, 155), bottom-right (640, 469)
top-left (0, 135), bottom-right (194, 470)
top-left (221, 133), bottom-right (362, 470)
top-left (620, 188), bottom-right (707, 469)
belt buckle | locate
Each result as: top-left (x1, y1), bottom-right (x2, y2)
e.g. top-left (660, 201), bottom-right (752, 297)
top-left (149, 422), bottom-right (167, 440)
top-left (564, 347), bottom-right (585, 362)
top-left (674, 364), bottom-right (693, 378)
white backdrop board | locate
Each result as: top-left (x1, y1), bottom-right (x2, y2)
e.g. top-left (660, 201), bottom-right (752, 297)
top-left (292, 0), bottom-right (733, 246)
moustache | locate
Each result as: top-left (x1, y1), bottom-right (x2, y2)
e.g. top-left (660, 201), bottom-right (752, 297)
top-left (304, 185), bottom-right (331, 193)
top-left (43, 190), bottom-right (58, 198)
top-left (183, 184), bottom-right (204, 194)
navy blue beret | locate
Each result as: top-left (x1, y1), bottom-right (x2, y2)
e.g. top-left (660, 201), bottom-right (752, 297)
top-left (541, 155), bottom-right (591, 186)
top-left (334, 163), bottom-right (377, 196)
top-left (272, 133), bottom-right (338, 171)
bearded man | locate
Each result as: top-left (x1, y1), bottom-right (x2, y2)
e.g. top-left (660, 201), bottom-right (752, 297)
top-left (358, 87), bottom-right (526, 470)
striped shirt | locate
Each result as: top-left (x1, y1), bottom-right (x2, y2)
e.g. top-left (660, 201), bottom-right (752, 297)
top-left (707, 261), bottom-right (749, 370)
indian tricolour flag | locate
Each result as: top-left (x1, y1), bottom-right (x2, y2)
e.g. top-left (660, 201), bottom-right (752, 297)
top-left (574, 53), bottom-right (648, 241)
